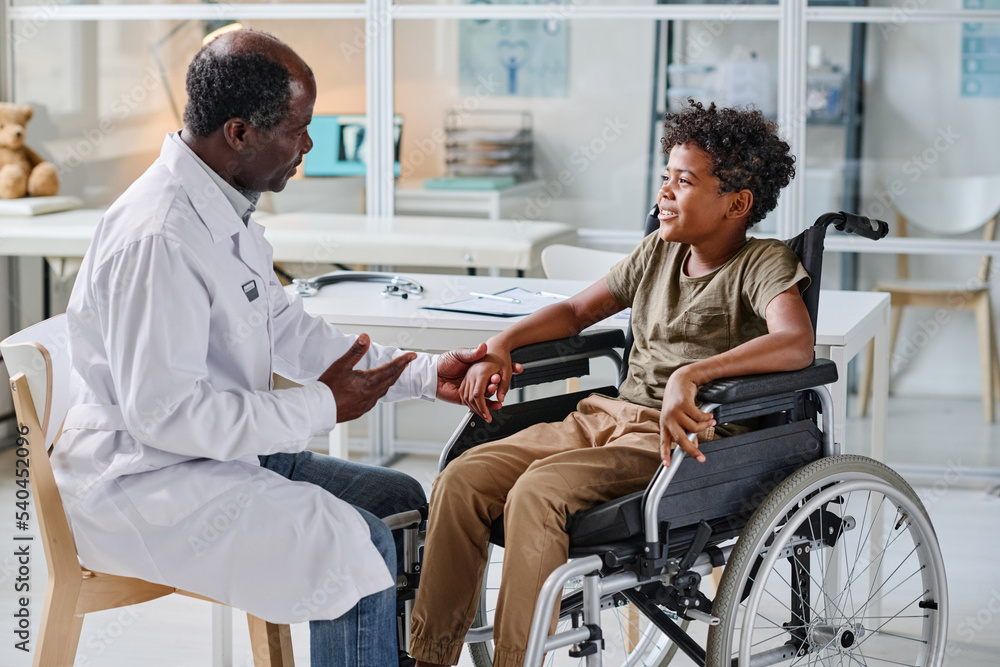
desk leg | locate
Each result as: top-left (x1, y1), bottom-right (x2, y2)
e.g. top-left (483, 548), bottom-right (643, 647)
top-left (328, 423), bottom-right (349, 459)
top-left (381, 402), bottom-right (398, 464)
top-left (814, 344), bottom-right (846, 452)
top-left (212, 605), bottom-right (233, 667)
top-left (358, 404), bottom-right (401, 466)
top-left (828, 345), bottom-right (848, 453)
top-left (871, 306), bottom-right (890, 463)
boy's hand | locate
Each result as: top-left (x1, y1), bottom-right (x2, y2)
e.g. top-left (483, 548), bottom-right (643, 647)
top-left (659, 368), bottom-right (714, 465)
top-left (459, 349), bottom-right (522, 422)
top-left (437, 343), bottom-right (494, 417)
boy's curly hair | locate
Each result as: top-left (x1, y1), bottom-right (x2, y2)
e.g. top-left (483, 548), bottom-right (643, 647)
top-left (661, 100), bottom-right (795, 229)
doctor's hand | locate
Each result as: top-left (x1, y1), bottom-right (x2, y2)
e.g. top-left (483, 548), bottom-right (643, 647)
top-left (319, 333), bottom-right (416, 423)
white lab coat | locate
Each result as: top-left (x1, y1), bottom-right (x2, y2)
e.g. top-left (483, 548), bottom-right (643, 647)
top-left (52, 134), bottom-right (439, 623)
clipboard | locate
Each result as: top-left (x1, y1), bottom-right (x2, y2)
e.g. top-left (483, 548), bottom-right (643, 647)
top-left (421, 287), bottom-right (565, 317)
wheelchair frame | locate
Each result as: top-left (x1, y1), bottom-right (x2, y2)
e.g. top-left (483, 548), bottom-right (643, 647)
top-left (386, 212), bottom-right (949, 667)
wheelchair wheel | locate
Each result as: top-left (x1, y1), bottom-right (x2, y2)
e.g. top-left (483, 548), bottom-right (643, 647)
top-left (706, 455), bottom-right (948, 667)
top-left (468, 544), bottom-right (685, 667)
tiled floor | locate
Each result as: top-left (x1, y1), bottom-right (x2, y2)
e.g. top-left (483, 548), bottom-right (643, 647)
top-left (1, 395), bottom-right (999, 666)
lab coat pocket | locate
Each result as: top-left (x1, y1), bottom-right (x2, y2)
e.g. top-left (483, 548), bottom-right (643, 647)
top-left (225, 285), bottom-right (269, 339)
top-left (678, 311), bottom-right (730, 359)
top-left (115, 459), bottom-right (254, 528)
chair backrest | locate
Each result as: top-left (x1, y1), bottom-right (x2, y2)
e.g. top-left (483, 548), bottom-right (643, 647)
top-left (1, 314), bottom-right (79, 579)
top-left (2, 314), bottom-right (71, 448)
top-left (894, 174), bottom-right (1000, 236)
top-left (891, 173), bottom-right (1000, 283)
top-left (541, 244), bottom-right (627, 280)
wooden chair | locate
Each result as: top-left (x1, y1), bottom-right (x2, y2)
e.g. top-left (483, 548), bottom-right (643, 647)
top-left (858, 174), bottom-right (1000, 422)
top-left (2, 315), bottom-right (293, 666)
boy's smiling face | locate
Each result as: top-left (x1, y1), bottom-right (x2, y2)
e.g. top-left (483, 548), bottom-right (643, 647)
top-left (656, 142), bottom-right (749, 247)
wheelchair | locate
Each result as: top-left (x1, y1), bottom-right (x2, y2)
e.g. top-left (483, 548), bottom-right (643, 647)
top-left (387, 211), bottom-right (949, 667)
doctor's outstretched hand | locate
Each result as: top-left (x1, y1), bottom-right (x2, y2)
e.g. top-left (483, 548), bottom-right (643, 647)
top-left (319, 333), bottom-right (417, 423)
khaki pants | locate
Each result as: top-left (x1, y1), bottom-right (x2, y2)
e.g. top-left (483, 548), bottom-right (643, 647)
top-left (409, 394), bottom-right (673, 667)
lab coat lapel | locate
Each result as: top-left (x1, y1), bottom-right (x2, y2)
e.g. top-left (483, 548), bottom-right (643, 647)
top-left (159, 135), bottom-right (270, 282)
top-left (230, 221), bottom-right (271, 286)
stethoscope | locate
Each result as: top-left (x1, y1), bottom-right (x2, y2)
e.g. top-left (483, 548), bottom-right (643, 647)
top-left (291, 271), bottom-right (425, 299)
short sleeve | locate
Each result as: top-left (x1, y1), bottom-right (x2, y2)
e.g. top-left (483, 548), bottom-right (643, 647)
top-left (743, 240), bottom-right (811, 319)
top-left (606, 231), bottom-right (660, 308)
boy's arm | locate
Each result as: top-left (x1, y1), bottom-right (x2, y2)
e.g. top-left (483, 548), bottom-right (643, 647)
top-left (462, 278), bottom-right (625, 418)
top-left (660, 285), bottom-right (814, 465)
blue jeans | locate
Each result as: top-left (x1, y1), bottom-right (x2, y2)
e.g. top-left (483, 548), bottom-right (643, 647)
top-left (260, 450), bottom-right (426, 667)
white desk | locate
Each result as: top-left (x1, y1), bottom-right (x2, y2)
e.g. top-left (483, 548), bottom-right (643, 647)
top-left (0, 209), bottom-right (576, 276)
top-left (298, 274), bottom-right (890, 459)
top-left (268, 177), bottom-right (547, 221)
top-left (258, 212), bottom-right (574, 275)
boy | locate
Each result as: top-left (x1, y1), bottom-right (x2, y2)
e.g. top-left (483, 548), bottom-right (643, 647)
top-left (409, 101), bottom-right (814, 667)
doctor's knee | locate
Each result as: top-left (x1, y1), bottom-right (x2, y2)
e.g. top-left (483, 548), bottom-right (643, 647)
top-left (360, 508), bottom-right (396, 574)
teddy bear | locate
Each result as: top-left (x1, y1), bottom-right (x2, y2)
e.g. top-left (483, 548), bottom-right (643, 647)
top-left (0, 102), bottom-right (60, 199)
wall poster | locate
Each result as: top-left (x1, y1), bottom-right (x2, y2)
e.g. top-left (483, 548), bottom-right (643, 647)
top-left (459, 0), bottom-right (569, 98)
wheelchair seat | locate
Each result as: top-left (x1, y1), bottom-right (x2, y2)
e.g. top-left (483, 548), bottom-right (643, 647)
top-left (567, 356), bottom-right (840, 552)
top-left (566, 413), bottom-right (823, 551)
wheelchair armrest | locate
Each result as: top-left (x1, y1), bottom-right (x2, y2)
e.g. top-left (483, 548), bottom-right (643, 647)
top-left (509, 329), bottom-right (626, 389)
top-left (510, 329), bottom-right (626, 364)
top-left (696, 358), bottom-right (838, 405)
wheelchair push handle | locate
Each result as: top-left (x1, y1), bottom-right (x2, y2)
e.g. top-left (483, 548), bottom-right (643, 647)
top-left (819, 211), bottom-right (890, 240)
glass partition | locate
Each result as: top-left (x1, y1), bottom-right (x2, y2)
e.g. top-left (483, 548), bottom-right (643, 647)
top-left (11, 18), bottom-right (366, 208)
top-left (804, 16), bottom-right (1000, 402)
top-left (804, 19), bottom-right (1000, 225)
top-left (11, 0), bottom-right (361, 5)
top-left (394, 17), bottom-right (781, 240)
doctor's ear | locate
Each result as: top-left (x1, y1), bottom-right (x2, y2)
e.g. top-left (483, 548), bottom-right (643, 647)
top-left (223, 118), bottom-right (252, 151)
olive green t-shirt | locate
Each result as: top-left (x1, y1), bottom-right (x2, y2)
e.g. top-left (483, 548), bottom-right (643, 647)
top-left (605, 234), bottom-right (810, 409)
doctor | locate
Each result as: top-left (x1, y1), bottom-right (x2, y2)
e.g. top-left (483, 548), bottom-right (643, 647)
top-left (54, 29), bottom-right (500, 665)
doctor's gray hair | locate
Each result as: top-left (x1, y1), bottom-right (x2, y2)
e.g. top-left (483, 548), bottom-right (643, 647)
top-left (184, 32), bottom-right (293, 137)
